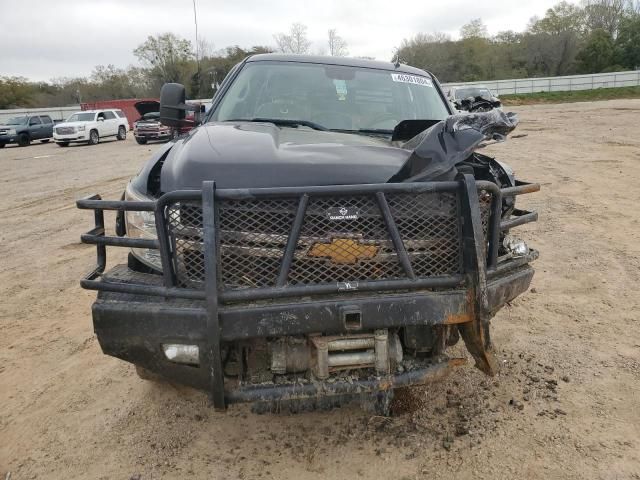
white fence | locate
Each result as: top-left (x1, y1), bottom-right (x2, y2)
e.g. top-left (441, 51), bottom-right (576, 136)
top-left (442, 70), bottom-right (640, 96)
top-left (1, 71), bottom-right (638, 121)
top-left (0, 105), bottom-right (80, 124)
top-left (0, 98), bottom-right (212, 124)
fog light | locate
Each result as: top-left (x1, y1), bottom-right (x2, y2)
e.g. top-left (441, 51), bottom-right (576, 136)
top-left (162, 344), bottom-right (200, 365)
top-left (503, 235), bottom-right (529, 256)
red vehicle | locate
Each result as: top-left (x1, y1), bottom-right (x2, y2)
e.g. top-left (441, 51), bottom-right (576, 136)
top-left (133, 100), bottom-right (195, 145)
top-left (81, 99), bottom-right (158, 130)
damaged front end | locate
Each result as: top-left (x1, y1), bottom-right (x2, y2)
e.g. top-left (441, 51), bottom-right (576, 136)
top-left (77, 110), bottom-right (538, 413)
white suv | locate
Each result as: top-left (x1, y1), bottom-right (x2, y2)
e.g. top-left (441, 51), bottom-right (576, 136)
top-left (54, 109), bottom-right (129, 146)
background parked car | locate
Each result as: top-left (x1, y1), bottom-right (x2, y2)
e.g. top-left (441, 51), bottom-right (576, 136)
top-left (54, 110), bottom-right (129, 147)
top-left (133, 100), bottom-right (194, 145)
top-left (0, 115), bottom-right (55, 147)
top-left (447, 85), bottom-right (502, 113)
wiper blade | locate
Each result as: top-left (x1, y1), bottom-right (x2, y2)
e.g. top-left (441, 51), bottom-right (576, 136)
top-left (331, 128), bottom-right (393, 136)
top-left (230, 118), bottom-right (328, 131)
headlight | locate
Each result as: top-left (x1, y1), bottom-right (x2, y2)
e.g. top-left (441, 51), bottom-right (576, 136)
top-left (503, 235), bottom-right (529, 257)
top-left (125, 183), bottom-right (162, 271)
top-left (7, 128), bottom-right (16, 135)
top-left (77, 125), bottom-right (85, 131)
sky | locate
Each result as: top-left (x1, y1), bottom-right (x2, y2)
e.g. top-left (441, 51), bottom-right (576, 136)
top-left (0, 0), bottom-right (576, 82)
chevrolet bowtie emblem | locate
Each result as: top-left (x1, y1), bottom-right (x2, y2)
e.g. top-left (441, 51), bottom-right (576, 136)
top-left (308, 238), bottom-right (379, 264)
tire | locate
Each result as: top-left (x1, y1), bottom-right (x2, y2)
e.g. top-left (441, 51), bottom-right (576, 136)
top-left (88, 129), bottom-right (99, 145)
top-left (0, 143), bottom-right (5, 148)
top-left (117, 125), bottom-right (127, 140)
top-left (135, 137), bottom-right (147, 145)
top-left (18, 134), bottom-right (30, 147)
top-left (40, 139), bottom-right (50, 143)
top-left (57, 142), bottom-right (69, 147)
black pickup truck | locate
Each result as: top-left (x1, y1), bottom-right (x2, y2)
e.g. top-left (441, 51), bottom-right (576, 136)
top-left (77, 55), bottom-right (539, 413)
top-left (0, 114), bottom-right (55, 147)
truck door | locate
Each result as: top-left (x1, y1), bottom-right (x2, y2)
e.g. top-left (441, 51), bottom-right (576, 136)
top-left (96, 111), bottom-right (109, 137)
top-left (29, 116), bottom-right (43, 139)
top-left (40, 116), bottom-right (54, 138)
top-left (103, 111), bottom-right (119, 136)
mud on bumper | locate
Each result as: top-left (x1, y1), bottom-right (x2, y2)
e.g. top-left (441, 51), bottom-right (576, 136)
top-left (77, 176), bottom-right (539, 409)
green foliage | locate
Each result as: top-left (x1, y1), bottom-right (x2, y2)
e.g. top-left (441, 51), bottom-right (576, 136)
top-left (460, 19), bottom-right (489, 39)
top-left (0, 76), bottom-right (35, 109)
top-left (577, 29), bottom-right (615, 72)
top-left (615, 16), bottom-right (640, 69)
top-left (398, 0), bottom-right (639, 81)
top-left (528, 1), bottom-right (585, 35)
top-left (133, 33), bottom-right (194, 90)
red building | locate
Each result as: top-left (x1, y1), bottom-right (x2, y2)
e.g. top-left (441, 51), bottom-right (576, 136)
top-left (81, 98), bottom-right (158, 129)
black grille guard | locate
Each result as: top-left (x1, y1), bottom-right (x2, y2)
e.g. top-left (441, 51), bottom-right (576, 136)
top-left (77, 174), bottom-right (539, 409)
top-left (77, 176), bottom-right (538, 301)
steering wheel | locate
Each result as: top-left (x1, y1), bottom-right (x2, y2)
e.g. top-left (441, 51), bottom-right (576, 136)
top-left (255, 93), bottom-right (307, 119)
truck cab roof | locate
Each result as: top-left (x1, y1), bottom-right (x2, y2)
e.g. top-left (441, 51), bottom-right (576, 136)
top-left (246, 53), bottom-right (434, 77)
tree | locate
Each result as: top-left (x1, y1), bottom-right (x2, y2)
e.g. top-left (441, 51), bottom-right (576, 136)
top-left (200, 45), bottom-right (273, 97)
top-left (576, 29), bottom-right (616, 71)
top-left (460, 19), bottom-right (488, 39)
top-left (274, 23), bottom-right (311, 54)
top-left (328, 29), bottom-right (348, 56)
top-left (529, 1), bottom-right (585, 35)
top-left (133, 33), bottom-right (194, 87)
top-left (396, 33), bottom-right (456, 81)
top-left (0, 77), bottom-right (35, 108)
top-left (583, 0), bottom-right (627, 37)
top-left (525, 2), bottom-right (585, 75)
top-left (615, 16), bottom-right (640, 68)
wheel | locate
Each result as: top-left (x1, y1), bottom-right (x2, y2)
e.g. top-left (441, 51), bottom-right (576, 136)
top-left (40, 139), bottom-right (50, 143)
top-left (88, 129), bottom-right (99, 145)
top-left (0, 143), bottom-right (5, 148)
top-left (135, 137), bottom-right (147, 145)
top-left (57, 142), bottom-right (69, 147)
top-left (18, 134), bottom-right (30, 147)
top-left (117, 125), bottom-right (127, 140)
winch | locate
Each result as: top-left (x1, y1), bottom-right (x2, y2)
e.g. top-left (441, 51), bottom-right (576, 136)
top-left (269, 330), bottom-right (403, 379)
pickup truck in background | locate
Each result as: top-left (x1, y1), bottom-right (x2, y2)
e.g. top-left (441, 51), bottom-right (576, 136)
top-left (0, 115), bottom-right (55, 147)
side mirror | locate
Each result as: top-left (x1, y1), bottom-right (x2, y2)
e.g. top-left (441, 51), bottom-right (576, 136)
top-left (160, 83), bottom-right (187, 127)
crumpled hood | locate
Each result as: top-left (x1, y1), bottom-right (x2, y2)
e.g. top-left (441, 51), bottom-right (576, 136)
top-left (160, 122), bottom-right (412, 190)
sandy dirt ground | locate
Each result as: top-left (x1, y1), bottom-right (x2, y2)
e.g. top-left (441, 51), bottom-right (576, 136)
top-left (1, 100), bottom-right (639, 479)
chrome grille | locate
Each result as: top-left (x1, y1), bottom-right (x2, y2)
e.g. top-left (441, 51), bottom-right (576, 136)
top-left (55, 126), bottom-right (75, 135)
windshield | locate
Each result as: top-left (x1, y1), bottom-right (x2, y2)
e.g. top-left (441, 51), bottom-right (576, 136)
top-left (67, 112), bottom-right (95, 122)
top-left (454, 87), bottom-right (492, 100)
top-left (6, 116), bottom-right (28, 125)
top-left (212, 62), bottom-right (450, 131)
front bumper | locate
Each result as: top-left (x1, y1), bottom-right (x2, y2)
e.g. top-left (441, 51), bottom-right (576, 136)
top-left (134, 129), bottom-right (171, 139)
top-left (92, 259), bottom-right (535, 399)
top-left (0, 134), bottom-right (18, 144)
top-left (77, 176), bottom-right (540, 409)
top-left (54, 133), bottom-right (87, 143)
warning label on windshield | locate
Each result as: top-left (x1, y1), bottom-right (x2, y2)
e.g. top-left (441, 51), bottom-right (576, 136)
top-left (390, 73), bottom-right (433, 87)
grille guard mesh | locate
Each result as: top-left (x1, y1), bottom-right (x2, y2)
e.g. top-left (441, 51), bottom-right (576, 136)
top-left (164, 185), bottom-right (494, 291)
